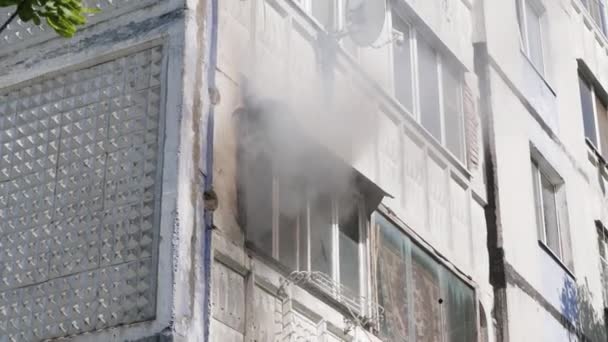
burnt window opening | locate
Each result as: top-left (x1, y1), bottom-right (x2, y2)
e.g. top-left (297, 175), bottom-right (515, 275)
top-left (237, 100), bottom-right (387, 315)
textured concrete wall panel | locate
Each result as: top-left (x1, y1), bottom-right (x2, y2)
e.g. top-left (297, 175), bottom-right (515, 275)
top-left (0, 45), bottom-right (165, 342)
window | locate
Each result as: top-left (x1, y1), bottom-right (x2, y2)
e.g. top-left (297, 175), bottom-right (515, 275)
top-left (392, 15), bottom-right (413, 113)
top-left (443, 64), bottom-right (465, 161)
top-left (581, 0), bottom-right (607, 34)
top-left (418, 38), bottom-right (442, 141)
top-left (530, 157), bottom-right (573, 268)
top-left (391, 13), bottom-right (466, 163)
top-left (579, 73), bottom-right (608, 159)
top-left (238, 104), bottom-right (382, 315)
top-left (517, 0), bottom-right (545, 74)
top-left (375, 214), bottom-right (477, 342)
top-left (246, 169), bottom-right (367, 296)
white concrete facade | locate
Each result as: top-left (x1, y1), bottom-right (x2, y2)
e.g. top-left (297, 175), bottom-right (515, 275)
top-left (2, 0), bottom-right (608, 341)
top-left (478, 0), bottom-right (608, 341)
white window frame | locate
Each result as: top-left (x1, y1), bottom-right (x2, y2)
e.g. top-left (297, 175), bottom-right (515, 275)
top-left (581, 0), bottom-right (608, 35)
top-left (579, 73), bottom-right (608, 159)
top-left (389, 11), bottom-right (467, 164)
top-left (531, 160), bottom-right (563, 257)
top-left (264, 173), bottom-right (370, 314)
top-left (517, 0), bottom-right (546, 76)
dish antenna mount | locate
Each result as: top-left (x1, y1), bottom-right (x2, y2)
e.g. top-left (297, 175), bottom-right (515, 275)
top-left (342, 0), bottom-right (387, 47)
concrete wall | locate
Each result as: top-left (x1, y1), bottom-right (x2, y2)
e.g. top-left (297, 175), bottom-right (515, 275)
top-left (481, 0), bottom-right (608, 340)
top-left (0, 0), bottom-right (211, 341)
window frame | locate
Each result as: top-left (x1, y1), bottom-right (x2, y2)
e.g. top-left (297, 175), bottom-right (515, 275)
top-left (581, 0), bottom-right (608, 35)
top-left (530, 155), bottom-right (574, 273)
top-left (389, 11), bottom-right (467, 164)
top-left (517, 0), bottom-right (546, 76)
top-left (374, 211), bottom-right (479, 342)
top-left (578, 72), bottom-right (608, 159)
top-left (247, 170), bottom-right (371, 314)
top-left (531, 160), bottom-right (563, 258)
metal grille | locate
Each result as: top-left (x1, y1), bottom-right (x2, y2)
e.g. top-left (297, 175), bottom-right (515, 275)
top-left (285, 271), bottom-right (384, 327)
top-left (0, 45), bottom-right (164, 341)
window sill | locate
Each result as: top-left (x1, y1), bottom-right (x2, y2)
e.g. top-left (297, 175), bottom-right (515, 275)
top-left (538, 240), bottom-right (576, 279)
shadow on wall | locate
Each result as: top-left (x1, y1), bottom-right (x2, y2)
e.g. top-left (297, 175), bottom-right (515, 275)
top-left (560, 277), bottom-right (607, 342)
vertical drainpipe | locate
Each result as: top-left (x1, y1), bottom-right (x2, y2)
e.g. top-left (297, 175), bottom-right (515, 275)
top-left (202, 0), bottom-right (219, 340)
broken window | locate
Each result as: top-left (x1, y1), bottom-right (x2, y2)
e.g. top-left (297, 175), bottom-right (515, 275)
top-left (517, 0), bottom-right (545, 74)
top-left (238, 102), bottom-right (387, 314)
top-left (375, 213), bottom-right (477, 341)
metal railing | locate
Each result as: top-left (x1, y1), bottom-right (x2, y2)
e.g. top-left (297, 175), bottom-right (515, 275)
top-left (283, 271), bottom-right (385, 328)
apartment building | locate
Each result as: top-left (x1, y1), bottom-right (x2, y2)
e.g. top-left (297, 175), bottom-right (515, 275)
top-left (477, 0), bottom-right (608, 340)
top-left (210, 0), bottom-right (491, 341)
top-left (2, 0), bottom-right (608, 341)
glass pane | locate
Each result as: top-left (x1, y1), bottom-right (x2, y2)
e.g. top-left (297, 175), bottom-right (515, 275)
top-left (376, 215), bottom-right (410, 341)
top-left (339, 200), bottom-right (360, 296)
top-left (444, 268), bottom-right (476, 342)
top-left (580, 76), bottom-right (598, 146)
top-left (443, 65), bottom-right (464, 161)
top-left (411, 243), bottom-right (442, 342)
top-left (540, 174), bottom-right (561, 257)
top-left (418, 38), bottom-right (442, 141)
top-left (392, 16), bottom-right (413, 112)
top-left (312, 0), bottom-right (334, 29)
top-left (310, 194), bottom-right (333, 276)
top-left (525, 2), bottom-right (544, 73)
top-left (246, 155), bottom-right (273, 253)
top-left (278, 179), bottom-right (301, 270)
top-left (595, 96), bottom-right (608, 159)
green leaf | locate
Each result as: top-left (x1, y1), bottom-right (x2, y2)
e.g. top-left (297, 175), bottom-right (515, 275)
top-left (4, 0), bottom-right (99, 38)
top-left (0, 0), bottom-right (20, 7)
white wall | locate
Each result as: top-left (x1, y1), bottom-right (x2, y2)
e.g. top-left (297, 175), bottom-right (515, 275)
top-left (482, 0), bottom-right (608, 339)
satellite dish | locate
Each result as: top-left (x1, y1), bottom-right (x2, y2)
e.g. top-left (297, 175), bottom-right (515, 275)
top-left (345, 0), bottom-right (387, 46)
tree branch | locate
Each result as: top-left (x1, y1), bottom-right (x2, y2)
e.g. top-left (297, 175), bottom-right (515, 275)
top-left (0, 2), bottom-right (26, 36)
